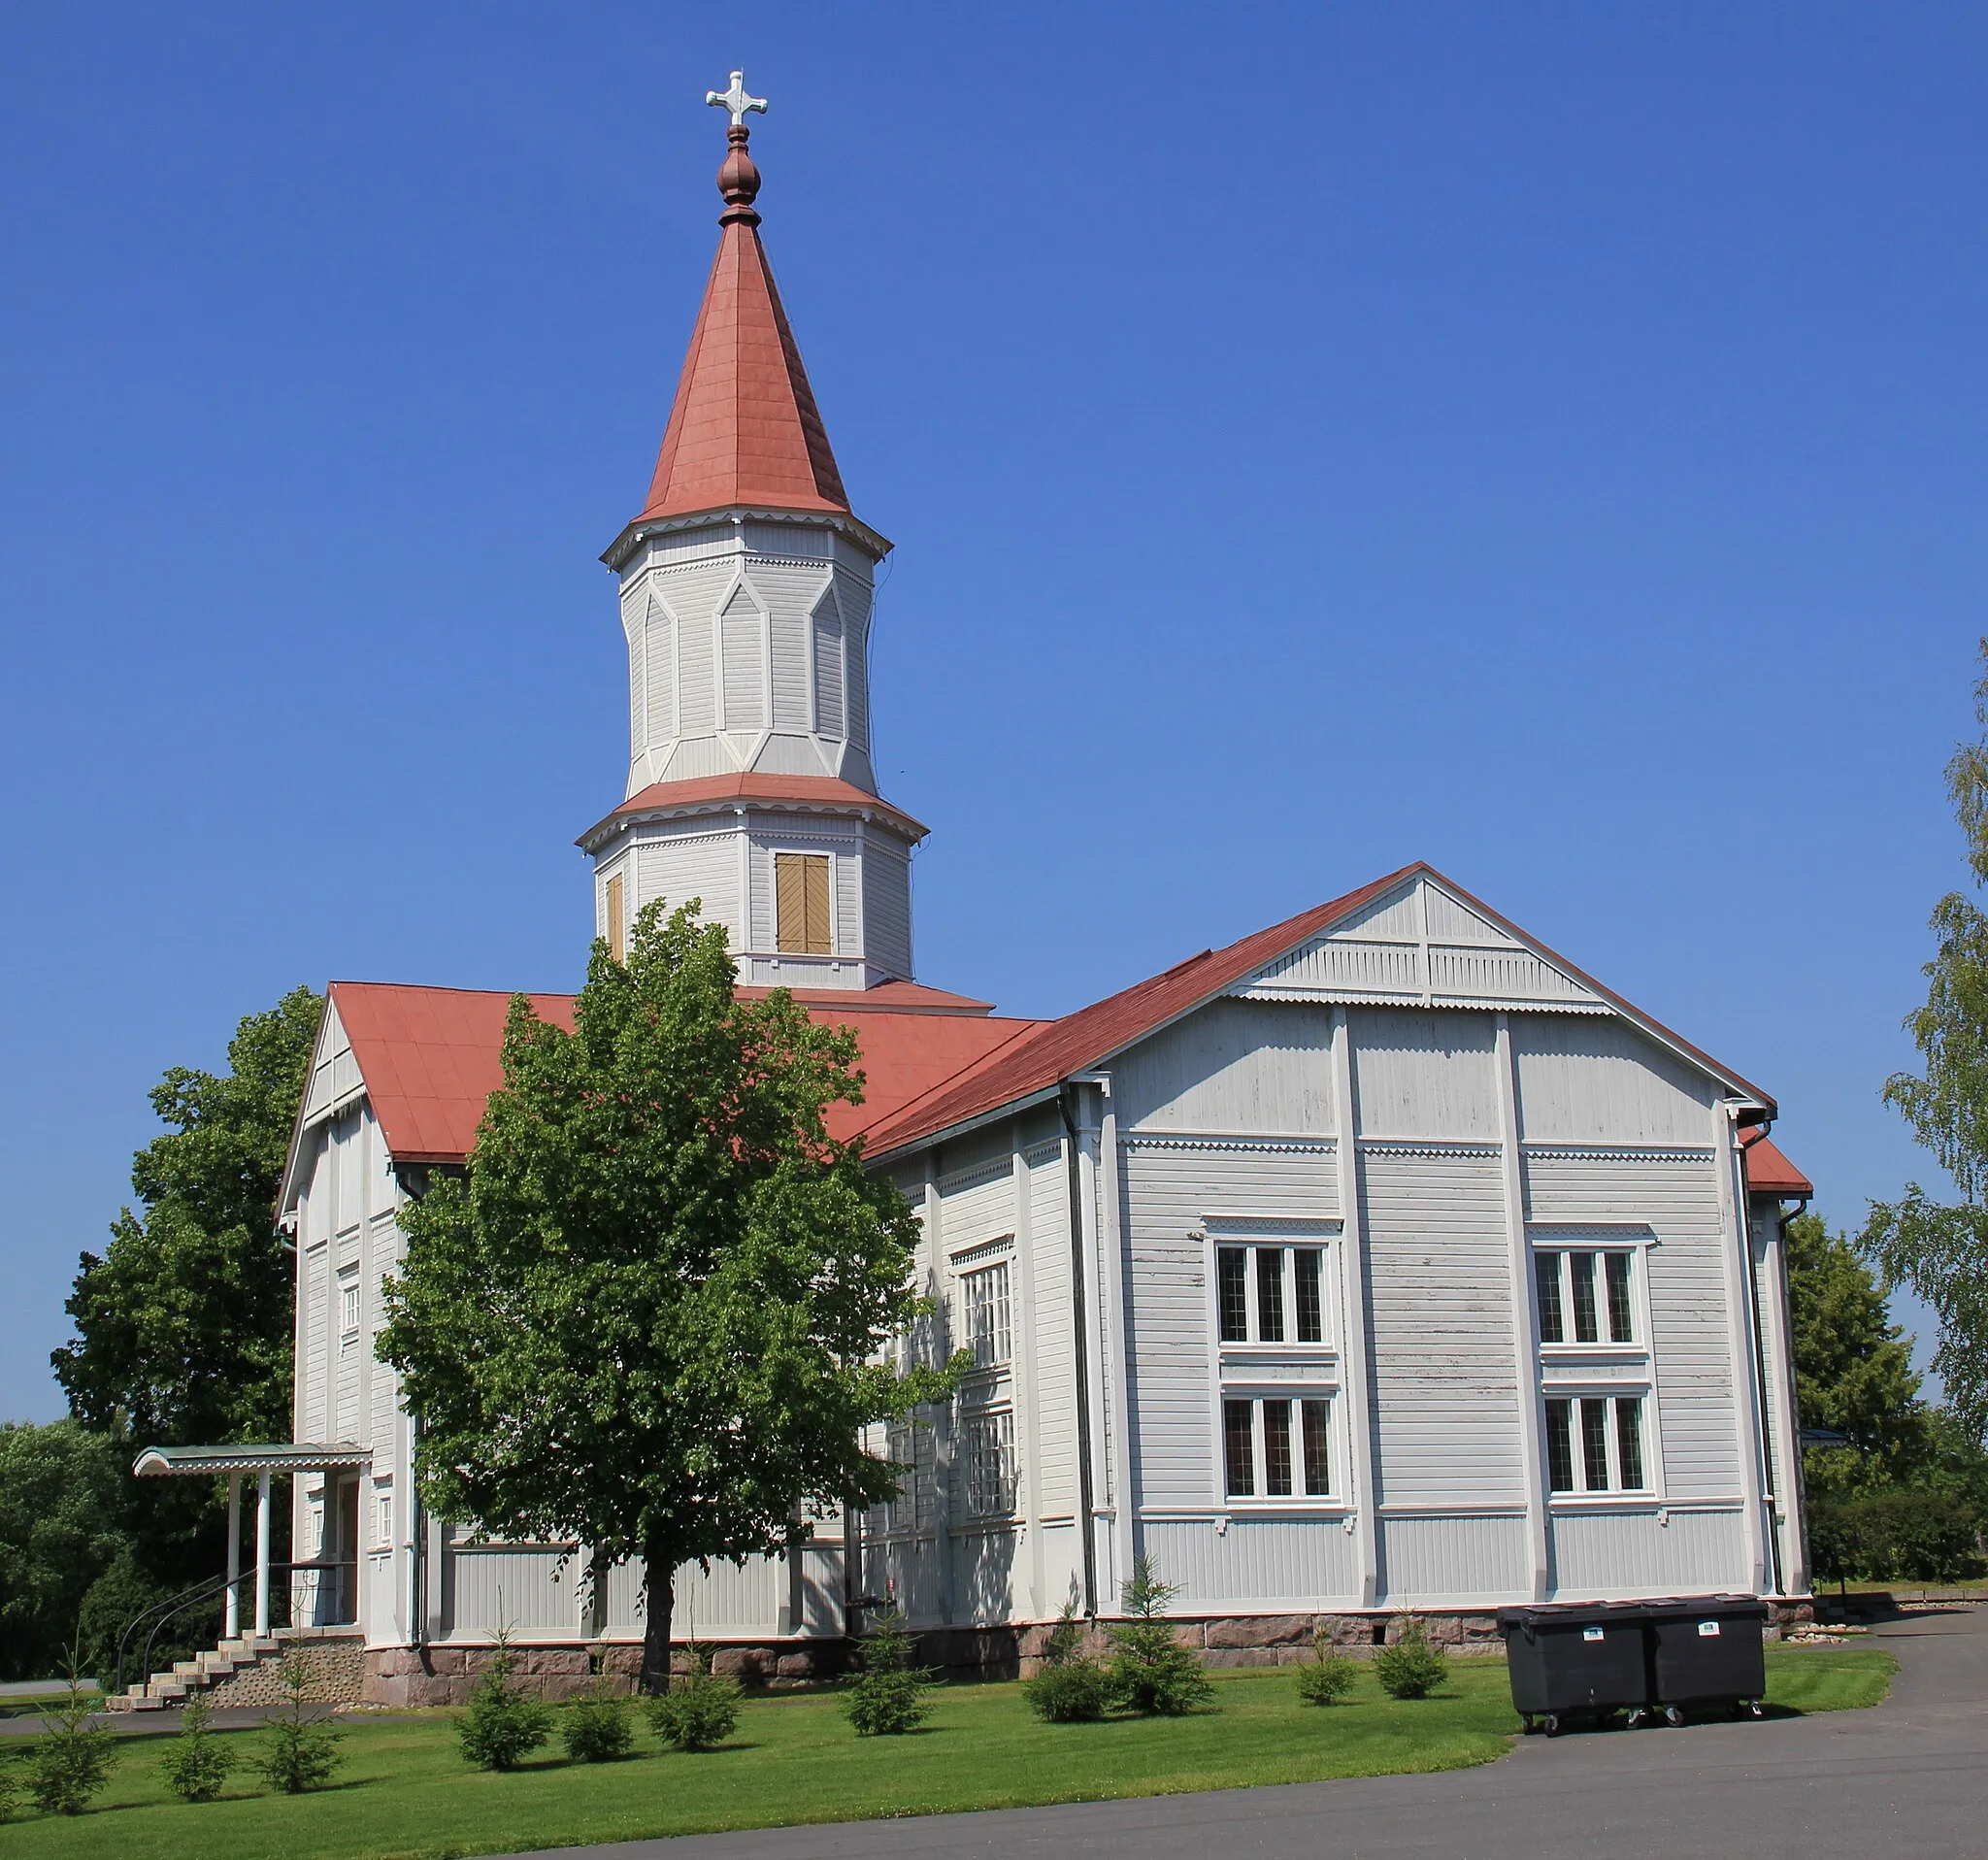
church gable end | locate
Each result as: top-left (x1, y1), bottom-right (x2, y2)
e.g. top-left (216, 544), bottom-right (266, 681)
top-left (1235, 874), bottom-right (1607, 1014)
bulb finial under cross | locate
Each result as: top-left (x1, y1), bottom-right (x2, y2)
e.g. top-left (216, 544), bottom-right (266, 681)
top-left (707, 71), bottom-right (768, 128)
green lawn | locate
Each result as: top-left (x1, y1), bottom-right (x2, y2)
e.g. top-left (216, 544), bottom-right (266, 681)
top-left (0, 1645), bottom-right (1895, 1860)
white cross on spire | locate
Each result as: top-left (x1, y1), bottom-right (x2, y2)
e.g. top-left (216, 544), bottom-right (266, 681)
top-left (706, 71), bottom-right (768, 128)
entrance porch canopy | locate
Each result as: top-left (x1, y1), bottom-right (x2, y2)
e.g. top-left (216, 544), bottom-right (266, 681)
top-left (134, 1443), bottom-right (370, 1637)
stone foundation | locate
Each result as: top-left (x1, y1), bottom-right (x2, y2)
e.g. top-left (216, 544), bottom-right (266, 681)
top-left (359, 1599), bottom-right (1814, 1705)
top-left (206, 1629), bottom-right (366, 1707)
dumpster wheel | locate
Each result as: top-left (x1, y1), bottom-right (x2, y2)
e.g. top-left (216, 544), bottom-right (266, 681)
top-left (1542, 1713), bottom-right (1562, 1737)
top-left (1625, 1708), bottom-right (1649, 1729)
top-left (1740, 1700), bottom-right (1764, 1719)
top-left (1664, 1705), bottom-right (1685, 1727)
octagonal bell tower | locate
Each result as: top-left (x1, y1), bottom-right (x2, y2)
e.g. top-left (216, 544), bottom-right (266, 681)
top-left (579, 76), bottom-right (925, 991)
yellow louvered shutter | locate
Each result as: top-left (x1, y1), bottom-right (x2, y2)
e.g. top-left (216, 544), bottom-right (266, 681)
top-left (606, 873), bottom-right (626, 962)
top-left (776, 853), bottom-right (832, 956)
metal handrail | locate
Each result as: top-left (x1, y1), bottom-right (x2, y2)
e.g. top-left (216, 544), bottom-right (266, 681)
top-left (115, 1558), bottom-right (363, 1695)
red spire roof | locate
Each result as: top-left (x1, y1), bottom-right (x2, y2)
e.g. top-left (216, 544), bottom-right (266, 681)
top-left (636, 123), bottom-right (849, 524)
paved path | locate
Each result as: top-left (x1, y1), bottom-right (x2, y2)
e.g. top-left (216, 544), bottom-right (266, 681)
top-left (493, 1607), bottom-right (1986, 1860)
top-left (0, 1700), bottom-right (338, 1739)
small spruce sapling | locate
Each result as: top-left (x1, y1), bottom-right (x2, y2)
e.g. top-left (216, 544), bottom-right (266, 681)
top-left (561, 1648), bottom-right (635, 1763)
top-left (1373, 1616), bottom-right (1449, 1700)
top-left (1293, 1634), bottom-right (1357, 1707)
top-left (159, 1693), bottom-right (238, 1802)
top-left (256, 1649), bottom-right (344, 1794)
top-left (646, 1645), bottom-right (743, 1752)
top-left (1107, 1557), bottom-right (1212, 1716)
top-left (1023, 1602), bottom-right (1110, 1723)
top-left (22, 1668), bottom-right (116, 1816)
top-left (843, 1609), bottom-right (933, 1736)
top-left (457, 1633), bottom-right (553, 1771)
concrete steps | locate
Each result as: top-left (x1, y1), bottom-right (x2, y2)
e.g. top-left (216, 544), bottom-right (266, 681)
top-left (107, 1633), bottom-right (282, 1711)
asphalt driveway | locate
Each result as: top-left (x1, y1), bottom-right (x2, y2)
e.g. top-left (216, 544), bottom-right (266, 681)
top-left (493, 1605), bottom-right (1985, 1860)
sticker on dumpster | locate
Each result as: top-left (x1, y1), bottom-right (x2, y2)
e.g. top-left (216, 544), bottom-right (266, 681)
top-left (1582, 1627), bottom-right (1605, 1641)
top-left (1698, 1621), bottom-right (1721, 1637)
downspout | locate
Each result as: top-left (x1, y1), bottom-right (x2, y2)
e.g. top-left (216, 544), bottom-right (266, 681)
top-left (1775, 1191), bottom-right (1813, 1594)
top-left (1059, 1086), bottom-right (1098, 1617)
top-left (1732, 1115), bottom-right (1787, 1596)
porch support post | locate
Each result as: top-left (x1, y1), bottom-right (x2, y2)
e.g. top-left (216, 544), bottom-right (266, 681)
top-left (224, 1475), bottom-right (242, 1639)
top-left (254, 1471), bottom-right (273, 1637)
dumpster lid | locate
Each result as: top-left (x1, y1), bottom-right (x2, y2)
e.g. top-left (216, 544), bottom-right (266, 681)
top-left (1637, 1593), bottom-right (1770, 1620)
top-left (1496, 1601), bottom-right (1655, 1631)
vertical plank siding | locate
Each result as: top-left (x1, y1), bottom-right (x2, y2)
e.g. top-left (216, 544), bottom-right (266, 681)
top-left (1377, 1514), bottom-right (1531, 1603)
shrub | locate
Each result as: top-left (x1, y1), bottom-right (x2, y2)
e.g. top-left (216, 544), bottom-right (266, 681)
top-left (1024, 1656), bottom-right (1112, 1722)
top-left (843, 1610), bottom-right (933, 1736)
top-left (21, 1672), bottom-right (116, 1816)
top-left (646, 1659), bottom-right (742, 1752)
top-left (561, 1670), bottom-right (635, 1764)
top-left (1807, 1488), bottom-right (1987, 1585)
top-left (1373, 1617), bottom-right (1448, 1700)
top-left (1107, 1557), bottom-right (1212, 1717)
top-left (158, 1694), bottom-right (237, 1802)
top-left (256, 1650), bottom-right (343, 1794)
top-left (1293, 1637), bottom-right (1358, 1707)
top-left (457, 1635), bottom-right (552, 1771)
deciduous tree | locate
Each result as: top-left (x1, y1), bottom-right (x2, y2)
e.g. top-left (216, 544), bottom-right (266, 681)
top-left (380, 901), bottom-right (956, 1693)
top-left (1867, 643), bottom-right (1988, 1437)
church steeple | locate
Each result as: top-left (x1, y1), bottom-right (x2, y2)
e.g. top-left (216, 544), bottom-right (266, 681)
top-left (580, 78), bottom-right (923, 994)
top-left (636, 105), bottom-right (849, 524)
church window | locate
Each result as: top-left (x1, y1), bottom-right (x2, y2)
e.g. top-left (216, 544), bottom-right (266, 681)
top-left (1215, 1245), bottom-right (1331, 1346)
top-left (1535, 1249), bottom-right (1636, 1345)
top-left (962, 1410), bottom-right (1016, 1517)
top-left (775, 852), bottom-right (832, 955)
top-left (606, 872), bottom-right (626, 962)
top-left (959, 1262), bottom-right (1011, 1369)
top-left (1544, 1396), bottom-right (1648, 1494)
top-left (1223, 1396), bottom-right (1335, 1502)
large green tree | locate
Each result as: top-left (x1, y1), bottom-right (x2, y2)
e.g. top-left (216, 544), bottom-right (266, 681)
top-left (53, 985), bottom-right (323, 1445)
top-left (379, 901), bottom-right (956, 1692)
top-left (1867, 642), bottom-right (1988, 1436)
top-left (1783, 1211), bottom-right (1930, 1497)
top-left (0, 1421), bottom-right (129, 1681)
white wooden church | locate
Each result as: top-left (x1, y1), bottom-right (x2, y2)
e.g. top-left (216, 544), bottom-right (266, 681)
top-left (137, 81), bottom-right (1816, 1705)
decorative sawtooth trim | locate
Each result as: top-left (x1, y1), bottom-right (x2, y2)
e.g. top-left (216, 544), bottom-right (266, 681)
top-left (938, 1155), bottom-right (1012, 1198)
top-left (1022, 1141), bottom-right (1061, 1168)
top-left (1356, 1139), bottom-right (1503, 1158)
top-left (1522, 1144), bottom-right (1716, 1163)
top-left (1201, 1213), bottom-right (1343, 1236)
top-left (1240, 985), bottom-right (1611, 1015)
top-left (1121, 1134), bottom-right (1338, 1154)
top-left (947, 1232), bottom-right (1015, 1267)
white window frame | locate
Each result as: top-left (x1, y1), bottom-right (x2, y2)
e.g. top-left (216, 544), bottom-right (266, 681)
top-left (1203, 1221), bottom-right (1346, 1512)
top-left (1219, 1392), bottom-right (1339, 1504)
top-left (1543, 1391), bottom-right (1653, 1499)
top-left (1534, 1246), bottom-right (1641, 1349)
top-left (374, 1480), bottom-right (394, 1550)
top-left (961, 1406), bottom-right (1018, 1519)
top-left (337, 1268), bottom-right (361, 1346)
top-left (1212, 1242), bottom-right (1335, 1349)
top-left (957, 1259), bottom-right (1012, 1370)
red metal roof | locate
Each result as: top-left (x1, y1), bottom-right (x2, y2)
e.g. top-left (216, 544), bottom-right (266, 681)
top-left (579, 775), bottom-right (928, 851)
top-left (326, 980), bottom-right (1039, 1164)
top-left (1740, 1127), bottom-right (1813, 1200)
top-left (861, 862), bottom-right (1779, 1157)
top-left (635, 185), bottom-right (848, 525)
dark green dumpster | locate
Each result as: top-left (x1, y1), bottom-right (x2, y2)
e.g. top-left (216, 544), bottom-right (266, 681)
top-left (1496, 1602), bottom-right (1652, 1734)
top-left (1643, 1595), bottom-right (1770, 1722)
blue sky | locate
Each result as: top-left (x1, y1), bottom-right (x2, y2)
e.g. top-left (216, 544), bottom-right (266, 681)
top-left (2, 3), bottom-right (1984, 1424)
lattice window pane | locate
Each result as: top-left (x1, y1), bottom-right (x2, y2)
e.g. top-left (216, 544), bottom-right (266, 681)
top-left (1571, 1253), bottom-right (1601, 1344)
top-left (1216, 1248), bottom-right (1249, 1343)
top-left (1536, 1252), bottom-right (1565, 1344)
top-left (1606, 1252), bottom-right (1635, 1343)
top-left (1294, 1249), bottom-right (1325, 1344)
top-left (1223, 1399), bottom-right (1256, 1497)
top-left (1301, 1399), bottom-right (1332, 1495)
top-left (1256, 1248), bottom-right (1286, 1343)
top-left (1263, 1399), bottom-right (1294, 1496)
top-left (961, 1262), bottom-right (1011, 1368)
top-left (1545, 1399), bottom-right (1574, 1492)
top-left (963, 1410), bottom-right (1017, 1517)
top-left (1615, 1398), bottom-right (1645, 1489)
top-left (1580, 1397), bottom-right (1611, 1490)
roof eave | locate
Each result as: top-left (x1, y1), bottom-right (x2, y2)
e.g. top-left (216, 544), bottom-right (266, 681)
top-left (601, 503), bottom-right (893, 574)
top-left (575, 788), bottom-right (929, 855)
